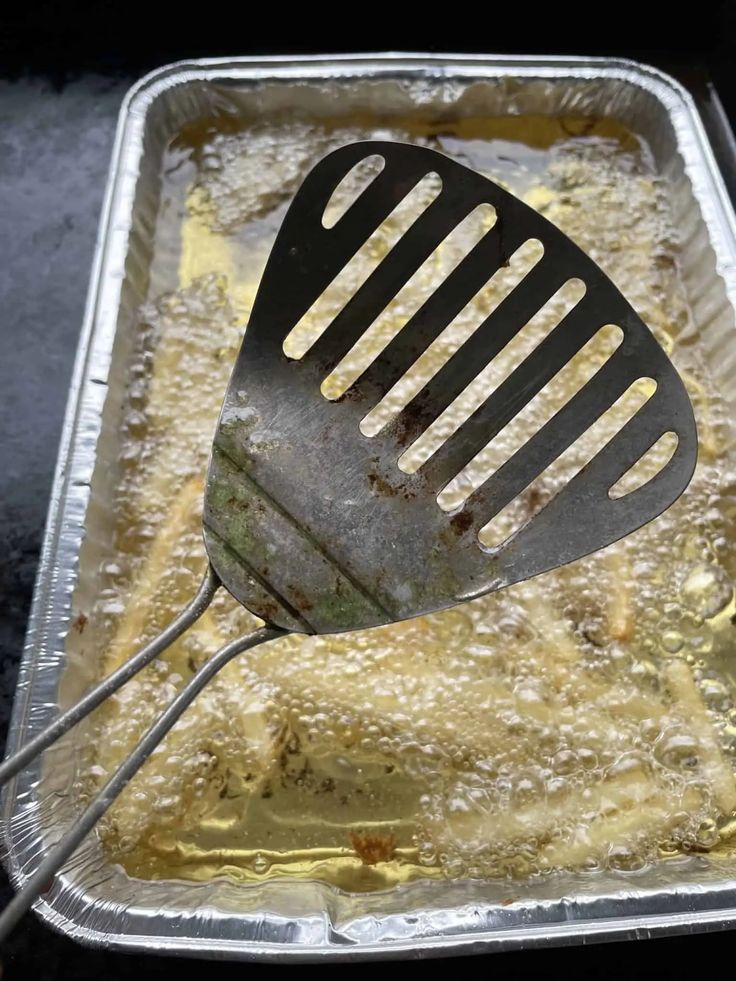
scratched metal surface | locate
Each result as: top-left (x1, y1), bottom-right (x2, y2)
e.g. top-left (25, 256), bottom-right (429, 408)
top-left (203, 139), bottom-right (696, 634)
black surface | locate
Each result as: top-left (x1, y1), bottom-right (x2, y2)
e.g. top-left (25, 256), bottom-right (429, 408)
top-left (2, 14), bottom-right (736, 979)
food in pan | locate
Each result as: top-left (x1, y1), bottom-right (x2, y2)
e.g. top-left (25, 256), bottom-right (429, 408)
top-left (72, 112), bottom-right (736, 889)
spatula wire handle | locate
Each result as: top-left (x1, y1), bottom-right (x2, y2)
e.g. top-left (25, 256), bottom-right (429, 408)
top-left (0, 615), bottom-right (287, 941)
top-left (0, 566), bottom-right (221, 790)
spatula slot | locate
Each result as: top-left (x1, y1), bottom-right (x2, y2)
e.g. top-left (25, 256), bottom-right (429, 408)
top-left (282, 172), bottom-right (443, 360)
top-left (476, 376), bottom-right (655, 549)
top-left (398, 278), bottom-right (587, 475)
top-left (358, 238), bottom-right (543, 437)
top-left (608, 430), bottom-right (679, 500)
top-left (320, 203), bottom-right (498, 401)
top-left (322, 154), bottom-right (386, 229)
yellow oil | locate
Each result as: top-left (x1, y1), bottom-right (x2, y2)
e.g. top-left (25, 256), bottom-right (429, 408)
top-left (73, 109), bottom-right (736, 889)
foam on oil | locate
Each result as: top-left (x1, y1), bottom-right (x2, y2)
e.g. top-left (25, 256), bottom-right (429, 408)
top-left (73, 109), bottom-right (736, 889)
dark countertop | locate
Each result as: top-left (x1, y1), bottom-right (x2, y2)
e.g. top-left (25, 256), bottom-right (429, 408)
top-left (1, 32), bottom-right (736, 980)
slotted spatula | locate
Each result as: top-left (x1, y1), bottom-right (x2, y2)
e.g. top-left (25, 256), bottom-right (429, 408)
top-left (0, 140), bottom-right (697, 938)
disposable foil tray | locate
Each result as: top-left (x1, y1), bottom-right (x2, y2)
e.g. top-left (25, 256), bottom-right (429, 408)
top-left (4, 53), bottom-right (736, 961)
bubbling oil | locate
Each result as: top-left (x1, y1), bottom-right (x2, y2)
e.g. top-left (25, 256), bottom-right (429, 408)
top-left (73, 108), bottom-right (736, 890)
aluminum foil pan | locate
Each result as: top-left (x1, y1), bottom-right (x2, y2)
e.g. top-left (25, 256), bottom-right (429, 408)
top-left (4, 53), bottom-right (736, 961)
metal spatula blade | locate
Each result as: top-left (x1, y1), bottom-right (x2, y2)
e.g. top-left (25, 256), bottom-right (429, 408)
top-left (203, 140), bottom-right (698, 634)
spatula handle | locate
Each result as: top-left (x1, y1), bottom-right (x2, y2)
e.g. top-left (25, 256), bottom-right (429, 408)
top-left (0, 566), bottom-right (219, 789)
top-left (0, 621), bottom-right (288, 942)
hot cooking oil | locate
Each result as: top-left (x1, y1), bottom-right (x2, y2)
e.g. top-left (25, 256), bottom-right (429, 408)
top-left (71, 108), bottom-right (736, 890)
